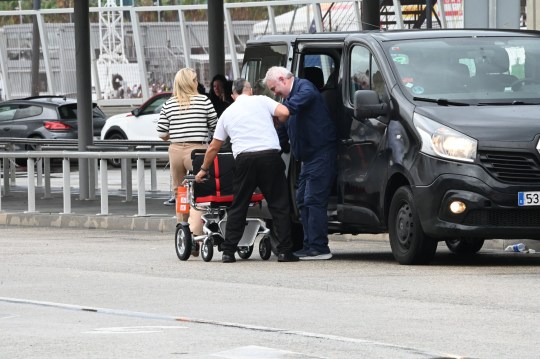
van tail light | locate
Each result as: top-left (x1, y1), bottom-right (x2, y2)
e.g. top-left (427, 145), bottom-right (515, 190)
top-left (44, 121), bottom-right (72, 131)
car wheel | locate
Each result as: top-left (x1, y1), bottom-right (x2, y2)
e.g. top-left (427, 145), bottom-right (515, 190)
top-left (445, 239), bottom-right (484, 254)
top-left (388, 186), bottom-right (438, 265)
top-left (16, 136), bottom-right (43, 166)
top-left (105, 132), bottom-right (126, 168)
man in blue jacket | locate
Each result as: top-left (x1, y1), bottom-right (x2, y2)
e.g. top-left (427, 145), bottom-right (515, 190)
top-left (264, 66), bottom-right (337, 260)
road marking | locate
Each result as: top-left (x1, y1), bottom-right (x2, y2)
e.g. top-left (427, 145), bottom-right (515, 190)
top-left (0, 313), bottom-right (18, 320)
top-left (213, 345), bottom-right (321, 358)
top-left (0, 296), bottom-right (463, 359)
top-left (87, 325), bottom-right (187, 334)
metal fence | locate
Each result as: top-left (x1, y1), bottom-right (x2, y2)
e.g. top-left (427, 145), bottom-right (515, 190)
top-left (0, 0), bottom-right (367, 103)
top-left (0, 0), bottom-right (468, 104)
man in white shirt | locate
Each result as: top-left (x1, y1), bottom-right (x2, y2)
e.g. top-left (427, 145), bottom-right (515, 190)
top-left (195, 78), bottom-right (298, 263)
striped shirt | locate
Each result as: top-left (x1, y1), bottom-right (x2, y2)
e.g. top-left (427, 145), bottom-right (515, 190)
top-left (157, 95), bottom-right (217, 143)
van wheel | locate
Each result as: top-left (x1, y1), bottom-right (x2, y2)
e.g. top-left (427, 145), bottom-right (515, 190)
top-left (445, 239), bottom-right (484, 254)
top-left (388, 186), bottom-right (437, 265)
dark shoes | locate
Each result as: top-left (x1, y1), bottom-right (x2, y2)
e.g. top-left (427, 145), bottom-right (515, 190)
top-left (163, 196), bottom-right (176, 206)
top-left (222, 252), bottom-right (236, 263)
top-left (277, 252), bottom-right (299, 262)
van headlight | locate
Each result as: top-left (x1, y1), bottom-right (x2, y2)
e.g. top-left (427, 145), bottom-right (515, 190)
top-left (413, 113), bottom-right (477, 163)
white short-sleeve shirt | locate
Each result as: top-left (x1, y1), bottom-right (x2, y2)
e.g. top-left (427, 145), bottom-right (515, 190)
top-left (213, 95), bottom-right (281, 158)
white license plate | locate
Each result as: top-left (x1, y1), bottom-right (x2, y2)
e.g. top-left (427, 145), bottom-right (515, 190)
top-left (518, 191), bottom-right (540, 206)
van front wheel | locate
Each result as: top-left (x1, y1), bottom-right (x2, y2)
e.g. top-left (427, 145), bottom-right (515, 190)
top-left (388, 186), bottom-right (437, 265)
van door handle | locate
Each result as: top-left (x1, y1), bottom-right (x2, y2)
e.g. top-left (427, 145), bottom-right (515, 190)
top-left (341, 138), bottom-right (353, 145)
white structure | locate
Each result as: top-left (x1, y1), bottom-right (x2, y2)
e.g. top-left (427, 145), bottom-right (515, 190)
top-left (97, 0), bottom-right (128, 99)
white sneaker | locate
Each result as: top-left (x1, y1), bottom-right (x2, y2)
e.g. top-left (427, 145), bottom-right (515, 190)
top-left (299, 250), bottom-right (332, 260)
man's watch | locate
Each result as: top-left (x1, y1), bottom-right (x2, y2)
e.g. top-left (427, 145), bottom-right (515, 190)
top-left (200, 167), bottom-right (209, 172)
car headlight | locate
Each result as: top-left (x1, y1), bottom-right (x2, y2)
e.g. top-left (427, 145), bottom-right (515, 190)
top-left (413, 113), bottom-right (477, 163)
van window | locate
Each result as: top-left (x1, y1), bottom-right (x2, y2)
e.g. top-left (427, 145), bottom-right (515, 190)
top-left (384, 37), bottom-right (540, 103)
top-left (241, 44), bottom-right (289, 96)
top-left (301, 54), bottom-right (336, 89)
top-left (349, 45), bottom-right (386, 102)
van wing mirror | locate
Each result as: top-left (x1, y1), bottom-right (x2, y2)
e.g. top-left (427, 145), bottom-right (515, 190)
top-left (354, 90), bottom-right (388, 120)
top-left (131, 108), bottom-right (140, 116)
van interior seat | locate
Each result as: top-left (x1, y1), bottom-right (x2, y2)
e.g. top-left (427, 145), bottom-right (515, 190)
top-left (472, 47), bottom-right (518, 91)
top-left (303, 66), bottom-right (325, 91)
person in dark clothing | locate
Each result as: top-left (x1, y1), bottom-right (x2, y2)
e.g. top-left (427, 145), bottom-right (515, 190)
top-left (194, 78), bottom-right (298, 263)
top-left (208, 74), bottom-right (233, 152)
top-left (264, 66), bottom-right (337, 260)
top-left (208, 74), bottom-right (231, 117)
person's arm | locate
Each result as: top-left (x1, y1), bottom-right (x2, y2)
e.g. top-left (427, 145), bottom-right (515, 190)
top-left (283, 81), bottom-right (317, 115)
top-left (157, 100), bottom-right (171, 141)
top-left (274, 103), bottom-right (289, 123)
top-left (195, 138), bottom-right (224, 183)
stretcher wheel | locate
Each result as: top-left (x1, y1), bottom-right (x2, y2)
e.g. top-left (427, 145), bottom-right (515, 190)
top-left (201, 239), bottom-right (214, 262)
top-left (237, 245), bottom-right (253, 260)
top-left (259, 235), bottom-right (272, 260)
top-left (175, 223), bottom-right (192, 261)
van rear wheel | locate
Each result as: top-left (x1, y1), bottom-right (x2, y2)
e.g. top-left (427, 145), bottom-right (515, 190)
top-left (445, 239), bottom-right (484, 254)
top-left (388, 186), bottom-right (437, 265)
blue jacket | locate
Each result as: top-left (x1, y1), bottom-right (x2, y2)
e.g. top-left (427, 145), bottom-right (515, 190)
top-left (283, 78), bottom-right (337, 161)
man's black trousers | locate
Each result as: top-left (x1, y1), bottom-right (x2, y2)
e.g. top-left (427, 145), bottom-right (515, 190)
top-left (222, 150), bottom-right (292, 255)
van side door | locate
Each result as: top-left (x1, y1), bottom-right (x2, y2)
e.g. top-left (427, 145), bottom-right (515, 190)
top-left (337, 42), bottom-right (390, 229)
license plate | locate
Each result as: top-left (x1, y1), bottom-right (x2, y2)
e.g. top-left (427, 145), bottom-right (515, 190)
top-left (518, 191), bottom-right (540, 206)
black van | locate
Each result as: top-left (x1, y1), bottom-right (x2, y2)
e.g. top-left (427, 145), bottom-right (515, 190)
top-left (241, 29), bottom-right (540, 264)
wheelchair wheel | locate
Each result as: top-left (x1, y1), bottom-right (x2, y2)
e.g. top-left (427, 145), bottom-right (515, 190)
top-left (237, 245), bottom-right (253, 260)
top-left (175, 224), bottom-right (192, 261)
top-left (201, 239), bottom-right (214, 262)
top-left (259, 235), bottom-right (272, 260)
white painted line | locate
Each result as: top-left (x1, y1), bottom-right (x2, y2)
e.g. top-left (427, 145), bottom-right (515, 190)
top-left (86, 325), bottom-right (187, 334)
top-left (213, 345), bottom-right (319, 359)
top-left (0, 297), bottom-right (464, 359)
top-left (0, 313), bottom-right (18, 320)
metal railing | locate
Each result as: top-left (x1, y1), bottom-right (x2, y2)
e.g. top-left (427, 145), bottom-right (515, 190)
top-left (1, 146), bottom-right (170, 217)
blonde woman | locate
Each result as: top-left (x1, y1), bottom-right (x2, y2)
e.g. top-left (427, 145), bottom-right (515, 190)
top-left (157, 68), bottom-right (217, 236)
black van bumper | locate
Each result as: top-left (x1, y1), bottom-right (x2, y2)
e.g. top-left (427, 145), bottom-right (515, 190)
top-left (413, 168), bottom-right (540, 240)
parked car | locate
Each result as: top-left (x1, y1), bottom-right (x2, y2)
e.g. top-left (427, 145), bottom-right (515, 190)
top-left (242, 29), bottom-right (540, 264)
top-left (0, 95), bottom-right (107, 145)
top-left (100, 92), bottom-right (171, 141)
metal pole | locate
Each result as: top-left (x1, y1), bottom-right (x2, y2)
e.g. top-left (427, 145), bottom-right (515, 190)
top-left (137, 158), bottom-right (146, 216)
top-left (26, 158), bottom-right (36, 213)
top-left (361, 0), bottom-right (380, 30)
top-left (31, 0), bottom-right (41, 96)
top-left (62, 158), bottom-right (71, 214)
top-left (208, 0), bottom-right (225, 79)
top-left (74, 0), bottom-right (93, 199)
top-left (100, 159), bottom-right (108, 215)
top-left (426, 0), bottom-right (433, 29)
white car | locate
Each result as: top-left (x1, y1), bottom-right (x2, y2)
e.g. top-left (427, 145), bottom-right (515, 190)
top-left (100, 92), bottom-right (172, 141)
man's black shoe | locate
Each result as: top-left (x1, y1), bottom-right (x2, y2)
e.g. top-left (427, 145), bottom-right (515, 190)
top-left (277, 252), bottom-right (299, 262)
top-left (222, 252), bottom-right (236, 263)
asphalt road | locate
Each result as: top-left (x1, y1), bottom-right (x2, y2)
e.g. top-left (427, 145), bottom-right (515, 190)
top-left (1, 227), bottom-right (540, 359)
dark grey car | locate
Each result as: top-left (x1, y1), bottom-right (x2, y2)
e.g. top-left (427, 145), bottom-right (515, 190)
top-left (0, 96), bottom-right (107, 143)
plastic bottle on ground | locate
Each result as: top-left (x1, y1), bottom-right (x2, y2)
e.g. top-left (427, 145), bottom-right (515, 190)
top-left (504, 243), bottom-right (526, 252)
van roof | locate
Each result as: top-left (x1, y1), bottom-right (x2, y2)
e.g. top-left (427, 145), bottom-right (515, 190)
top-left (248, 29), bottom-right (540, 46)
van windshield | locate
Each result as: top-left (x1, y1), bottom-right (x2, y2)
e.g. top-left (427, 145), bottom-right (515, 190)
top-left (384, 37), bottom-right (540, 104)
